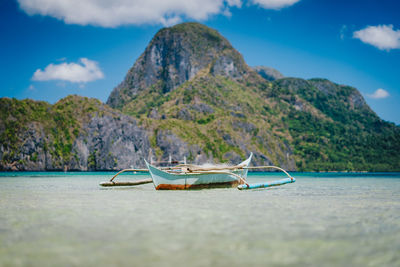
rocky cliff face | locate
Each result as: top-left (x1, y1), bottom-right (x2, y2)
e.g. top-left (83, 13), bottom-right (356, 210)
top-left (0, 96), bottom-right (150, 171)
top-left (253, 66), bottom-right (284, 81)
top-left (72, 112), bottom-right (150, 170)
top-left (107, 22), bottom-right (250, 109)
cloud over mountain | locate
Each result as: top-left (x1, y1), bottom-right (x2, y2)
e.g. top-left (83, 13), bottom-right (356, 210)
top-left (32, 58), bottom-right (104, 83)
top-left (367, 88), bottom-right (390, 99)
top-left (17, 0), bottom-right (300, 27)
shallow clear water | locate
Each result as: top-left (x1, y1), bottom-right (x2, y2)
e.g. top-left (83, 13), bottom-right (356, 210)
top-left (0, 172), bottom-right (399, 267)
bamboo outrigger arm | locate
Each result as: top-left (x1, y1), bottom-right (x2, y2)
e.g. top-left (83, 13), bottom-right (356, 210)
top-left (99, 168), bottom-right (151, 187)
top-left (244, 166), bottom-right (294, 180)
top-left (109, 168), bottom-right (149, 182)
top-left (238, 165), bottom-right (295, 190)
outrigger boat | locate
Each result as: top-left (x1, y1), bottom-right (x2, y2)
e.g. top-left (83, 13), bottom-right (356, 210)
top-left (100, 153), bottom-right (295, 190)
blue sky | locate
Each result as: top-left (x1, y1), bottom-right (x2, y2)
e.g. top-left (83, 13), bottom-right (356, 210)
top-left (1, 0), bottom-right (399, 124)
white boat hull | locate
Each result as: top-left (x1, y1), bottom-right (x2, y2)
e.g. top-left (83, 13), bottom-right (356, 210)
top-left (145, 154), bottom-right (252, 190)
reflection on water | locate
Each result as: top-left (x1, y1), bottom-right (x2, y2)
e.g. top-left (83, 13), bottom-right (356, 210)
top-left (0, 173), bottom-right (399, 266)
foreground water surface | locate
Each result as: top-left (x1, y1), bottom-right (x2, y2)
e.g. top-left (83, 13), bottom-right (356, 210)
top-left (0, 172), bottom-right (399, 267)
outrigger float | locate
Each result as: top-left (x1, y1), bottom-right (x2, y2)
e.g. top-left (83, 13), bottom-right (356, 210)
top-left (100, 153), bottom-right (295, 190)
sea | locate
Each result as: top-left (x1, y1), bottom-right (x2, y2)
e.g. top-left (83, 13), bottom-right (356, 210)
top-left (0, 172), bottom-right (399, 267)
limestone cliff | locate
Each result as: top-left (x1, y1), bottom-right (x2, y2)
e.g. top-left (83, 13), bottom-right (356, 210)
top-left (0, 96), bottom-right (150, 171)
top-left (107, 22), bottom-right (250, 109)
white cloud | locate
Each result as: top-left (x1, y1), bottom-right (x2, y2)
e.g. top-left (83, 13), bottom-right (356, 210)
top-left (226, 0), bottom-right (243, 8)
top-left (367, 88), bottom-right (390, 99)
top-left (17, 0), bottom-right (299, 27)
top-left (252, 0), bottom-right (300, 10)
top-left (18, 0), bottom-right (230, 27)
top-left (353, 25), bottom-right (400, 51)
top-left (32, 58), bottom-right (104, 83)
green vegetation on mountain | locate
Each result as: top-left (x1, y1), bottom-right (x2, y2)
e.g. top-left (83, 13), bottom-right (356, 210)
top-left (273, 78), bottom-right (400, 171)
top-left (123, 71), bottom-right (291, 165)
top-left (0, 96), bottom-right (101, 169)
top-left (116, 69), bottom-right (400, 171)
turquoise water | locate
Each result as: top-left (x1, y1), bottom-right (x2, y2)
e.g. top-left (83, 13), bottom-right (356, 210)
top-left (0, 172), bottom-right (399, 267)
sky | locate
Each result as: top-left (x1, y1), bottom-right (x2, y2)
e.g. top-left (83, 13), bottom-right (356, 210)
top-left (1, 0), bottom-right (399, 124)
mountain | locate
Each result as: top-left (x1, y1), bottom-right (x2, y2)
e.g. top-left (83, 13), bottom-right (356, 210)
top-left (106, 22), bottom-right (296, 169)
top-left (253, 66), bottom-right (284, 81)
top-left (0, 96), bottom-right (150, 171)
top-left (107, 22), bottom-right (249, 109)
top-left (272, 78), bottom-right (400, 170)
top-left (1, 22), bottom-right (399, 171)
